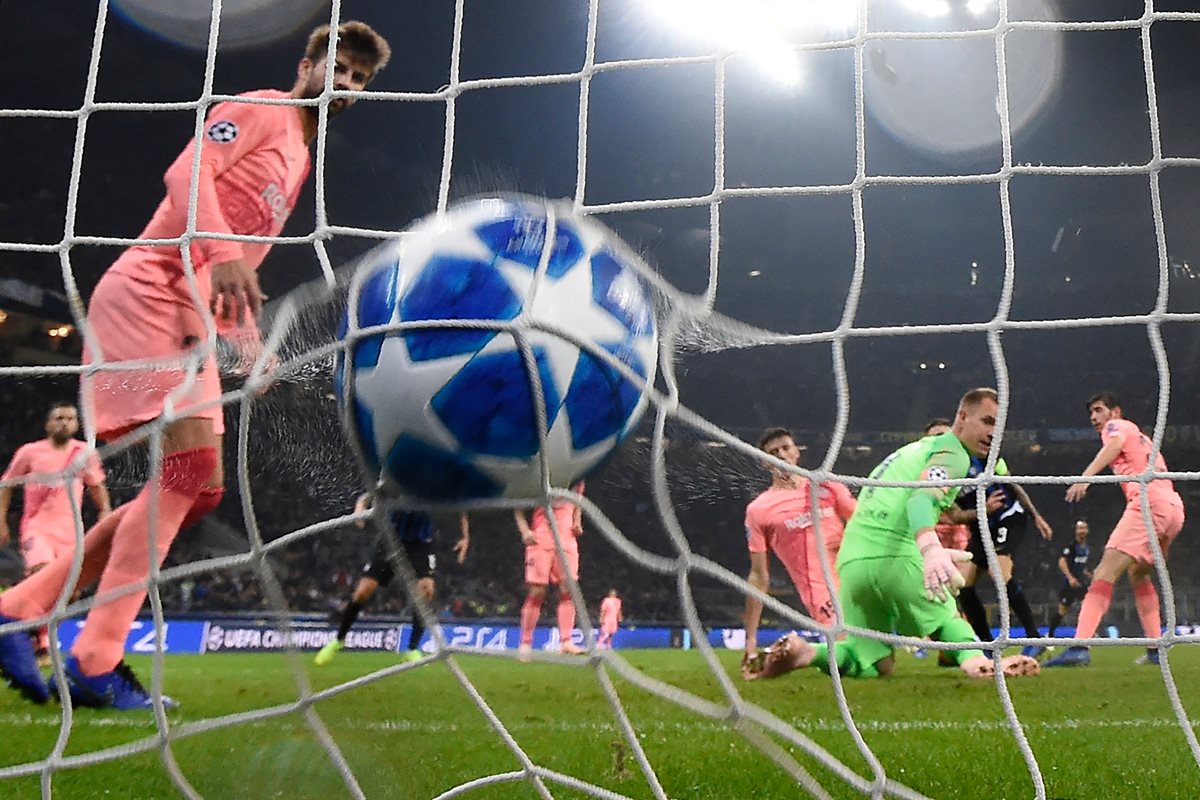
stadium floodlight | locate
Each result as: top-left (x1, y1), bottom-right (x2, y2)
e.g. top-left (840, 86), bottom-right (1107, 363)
top-left (903, 0), bottom-right (953, 16)
top-left (639, 0), bottom-right (859, 87)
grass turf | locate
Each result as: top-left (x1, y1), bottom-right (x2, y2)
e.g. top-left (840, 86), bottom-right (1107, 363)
top-left (1, 646), bottom-right (1198, 799)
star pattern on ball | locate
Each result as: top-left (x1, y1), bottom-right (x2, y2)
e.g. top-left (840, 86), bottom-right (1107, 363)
top-left (492, 244), bottom-right (632, 407)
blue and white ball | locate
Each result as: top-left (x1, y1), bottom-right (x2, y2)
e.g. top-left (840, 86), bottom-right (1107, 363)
top-left (335, 196), bottom-right (658, 501)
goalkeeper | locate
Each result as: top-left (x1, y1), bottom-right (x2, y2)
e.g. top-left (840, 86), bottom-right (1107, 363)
top-left (744, 388), bottom-right (1039, 681)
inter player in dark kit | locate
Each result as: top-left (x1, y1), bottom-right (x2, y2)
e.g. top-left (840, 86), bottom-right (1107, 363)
top-left (1041, 520), bottom-right (1092, 649)
top-left (950, 451), bottom-right (1053, 657)
top-left (315, 493), bottom-right (469, 665)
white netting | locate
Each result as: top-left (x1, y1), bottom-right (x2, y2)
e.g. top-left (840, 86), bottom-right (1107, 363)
top-left (3, 1), bottom-right (1200, 798)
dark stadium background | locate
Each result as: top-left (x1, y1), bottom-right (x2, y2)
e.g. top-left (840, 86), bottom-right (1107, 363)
top-left (2, 0), bottom-right (1199, 631)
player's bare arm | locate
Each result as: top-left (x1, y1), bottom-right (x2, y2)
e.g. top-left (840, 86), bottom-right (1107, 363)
top-left (353, 492), bottom-right (372, 529)
top-left (1058, 554), bottom-right (1079, 587)
top-left (1009, 483), bottom-right (1052, 540)
top-left (514, 510), bottom-right (535, 546)
top-left (743, 550), bottom-right (770, 662)
top-left (454, 512), bottom-right (470, 563)
top-left (1065, 435), bottom-right (1123, 503)
top-left (88, 483), bottom-right (113, 519)
top-left (0, 484), bottom-right (12, 546)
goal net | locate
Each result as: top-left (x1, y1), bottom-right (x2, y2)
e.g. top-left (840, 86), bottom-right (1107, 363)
top-left (2, 1), bottom-right (1199, 798)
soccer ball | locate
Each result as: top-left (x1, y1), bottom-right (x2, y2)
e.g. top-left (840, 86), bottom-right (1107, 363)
top-left (334, 196), bottom-right (658, 500)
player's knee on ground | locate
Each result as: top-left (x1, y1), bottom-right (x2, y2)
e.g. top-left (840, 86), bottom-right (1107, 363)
top-left (874, 654), bottom-right (896, 676)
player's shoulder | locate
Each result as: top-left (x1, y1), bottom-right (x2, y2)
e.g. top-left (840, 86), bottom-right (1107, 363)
top-left (823, 479), bottom-right (853, 497)
top-left (8, 440), bottom-right (43, 462)
top-left (1104, 418), bottom-right (1137, 438)
top-left (927, 432), bottom-right (970, 467)
top-left (213, 89), bottom-right (293, 122)
top-left (745, 489), bottom-right (777, 515)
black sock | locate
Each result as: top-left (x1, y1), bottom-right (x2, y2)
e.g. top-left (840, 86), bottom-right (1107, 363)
top-left (337, 600), bottom-right (363, 641)
top-left (409, 610), bottom-right (426, 651)
top-left (1005, 579), bottom-right (1040, 640)
top-left (957, 586), bottom-right (993, 644)
top-left (1047, 610), bottom-right (1063, 638)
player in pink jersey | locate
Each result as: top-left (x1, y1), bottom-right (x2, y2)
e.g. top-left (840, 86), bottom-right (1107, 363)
top-left (515, 482), bottom-right (586, 658)
top-left (0, 404), bottom-right (111, 574)
top-left (598, 589), bottom-right (623, 649)
top-left (742, 428), bottom-right (856, 668)
top-left (0, 404), bottom-right (112, 663)
top-left (0, 22), bottom-right (391, 709)
top-left (1046, 392), bottom-right (1185, 668)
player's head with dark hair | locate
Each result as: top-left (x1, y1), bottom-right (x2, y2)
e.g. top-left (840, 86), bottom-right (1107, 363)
top-left (757, 427), bottom-right (801, 477)
top-left (296, 22), bottom-right (391, 118)
top-left (1086, 391), bottom-right (1123, 432)
top-left (923, 418), bottom-right (952, 436)
top-left (952, 387), bottom-right (998, 456)
top-left (1087, 391), bottom-right (1121, 413)
top-left (305, 21), bottom-right (391, 75)
top-left (758, 427), bottom-right (792, 451)
top-left (44, 402), bottom-right (79, 444)
top-left (1074, 519), bottom-right (1089, 540)
top-left (608, 588), bottom-right (619, 597)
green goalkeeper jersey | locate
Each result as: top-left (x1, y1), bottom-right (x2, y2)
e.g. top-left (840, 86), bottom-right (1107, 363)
top-left (837, 431), bottom-right (972, 566)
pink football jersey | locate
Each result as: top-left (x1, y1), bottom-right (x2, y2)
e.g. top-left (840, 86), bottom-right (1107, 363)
top-left (744, 482), bottom-right (855, 584)
top-left (2, 440), bottom-right (104, 534)
top-left (110, 90), bottom-right (311, 328)
top-left (531, 500), bottom-right (579, 550)
top-left (600, 596), bottom-right (622, 624)
top-left (1101, 418), bottom-right (1177, 505)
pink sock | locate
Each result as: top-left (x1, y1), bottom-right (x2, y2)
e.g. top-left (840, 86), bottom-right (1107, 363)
top-left (1133, 580), bottom-right (1162, 639)
top-left (0, 504), bottom-right (130, 621)
top-left (72, 448), bottom-right (216, 676)
top-left (520, 594), bottom-right (543, 646)
top-left (1075, 578), bottom-right (1114, 641)
top-left (556, 594), bottom-right (576, 643)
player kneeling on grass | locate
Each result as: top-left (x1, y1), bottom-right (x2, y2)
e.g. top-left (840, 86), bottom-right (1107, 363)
top-left (743, 388), bottom-right (1040, 681)
top-left (316, 492), bottom-right (468, 666)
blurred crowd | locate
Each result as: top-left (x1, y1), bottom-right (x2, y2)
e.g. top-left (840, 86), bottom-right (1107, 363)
top-left (2, 339), bottom-right (1200, 632)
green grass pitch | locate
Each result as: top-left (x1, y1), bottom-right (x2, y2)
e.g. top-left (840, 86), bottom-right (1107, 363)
top-left (1, 646), bottom-right (1198, 799)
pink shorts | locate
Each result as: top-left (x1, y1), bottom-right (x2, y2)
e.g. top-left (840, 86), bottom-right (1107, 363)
top-left (601, 621), bottom-right (618, 635)
top-left (524, 545), bottom-right (579, 586)
top-left (21, 530), bottom-right (76, 571)
top-left (84, 270), bottom-right (224, 440)
top-left (1108, 500), bottom-right (1184, 565)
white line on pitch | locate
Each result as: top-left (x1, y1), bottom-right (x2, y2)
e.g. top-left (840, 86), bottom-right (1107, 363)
top-left (0, 713), bottom-right (1195, 735)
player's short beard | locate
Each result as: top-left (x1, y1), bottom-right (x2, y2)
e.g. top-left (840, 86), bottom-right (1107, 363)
top-left (48, 429), bottom-right (71, 445)
top-left (299, 81), bottom-right (350, 119)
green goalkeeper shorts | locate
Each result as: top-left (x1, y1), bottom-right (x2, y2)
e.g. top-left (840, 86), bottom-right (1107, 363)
top-left (837, 555), bottom-right (966, 667)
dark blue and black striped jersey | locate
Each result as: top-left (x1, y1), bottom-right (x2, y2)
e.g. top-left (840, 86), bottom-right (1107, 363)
top-left (1061, 540), bottom-right (1090, 581)
top-left (955, 455), bottom-right (1022, 528)
top-left (388, 510), bottom-right (434, 544)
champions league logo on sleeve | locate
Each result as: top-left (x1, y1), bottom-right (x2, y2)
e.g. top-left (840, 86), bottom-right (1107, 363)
top-left (924, 466), bottom-right (949, 482)
top-left (206, 120), bottom-right (239, 143)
